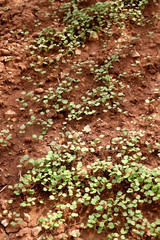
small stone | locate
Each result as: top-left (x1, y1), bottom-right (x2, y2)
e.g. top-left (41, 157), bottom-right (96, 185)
top-left (0, 0), bottom-right (5, 5)
top-left (31, 226), bottom-right (42, 237)
top-left (147, 230), bottom-right (151, 236)
top-left (60, 72), bottom-right (65, 79)
top-left (6, 224), bottom-right (21, 234)
top-left (83, 125), bottom-right (91, 133)
top-left (23, 213), bottom-right (31, 223)
top-left (154, 35), bottom-right (160, 45)
top-left (84, 46), bottom-right (89, 52)
top-left (1, 219), bottom-right (9, 227)
top-left (32, 32), bottom-right (39, 38)
top-left (149, 43), bottom-right (156, 48)
top-left (19, 63), bottom-right (27, 71)
top-left (89, 31), bottom-right (99, 41)
top-left (47, 75), bottom-right (57, 81)
top-left (0, 175), bottom-right (7, 185)
top-left (0, 228), bottom-right (7, 238)
top-left (157, 74), bottom-right (160, 81)
top-left (59, 138), bottom-right (65, 145)
top-left (15, 57), bottom-right (21, 62)
top-left (11, 118), bottom-right (17, 122)
top-left (90, 52), bottom-right (96, 56)
top-left (0, 56), bottom-right (5, 62)
top-left (0, 199), bottom-right (8, 210)
top-left (0, 62), bottom-right (5, 73)
top-left (57, 114), bottom-right (63, 119)
top-left (57, 223), bottom-right (65, 234)
top-left (16, 228), bottom-right (31, 237)
top-left (34, 88), bottom-right (44, 94)
top-left (0, 49), bottom-right (10, 56)
top-left (5, 110), bottom-right (17, 118)
top-left (46, 110), bottom-right (57, 118)
top-left (75, 48), bottom-right (81, 55)
top-left (132, 50), bottom-right (140, 58)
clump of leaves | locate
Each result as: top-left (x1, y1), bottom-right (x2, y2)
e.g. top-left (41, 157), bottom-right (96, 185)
top-left (29, 0), bottom-right (153, 54)
top-left (0, 128), bottom-right (12, 148)
top-left (9, 130), bottom-right (160, 239)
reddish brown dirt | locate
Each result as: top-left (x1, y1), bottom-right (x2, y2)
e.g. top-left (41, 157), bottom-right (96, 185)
top-left (0, 0), bottom-right (160, 239)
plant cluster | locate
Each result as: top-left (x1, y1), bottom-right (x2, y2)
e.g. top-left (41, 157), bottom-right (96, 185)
top-left (7, 130), bottom-right (160, 239)
top-left (17, 56), bottom-right (124, 125)
top-left (28, 0), bottom-right (152, 55)
top-left (0, 127), bottom-right (12, 149)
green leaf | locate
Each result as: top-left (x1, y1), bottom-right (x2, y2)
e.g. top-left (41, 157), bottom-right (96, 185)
top-left (14, 190), bottom-right (20, 196)
top-left (108, 222), bottom-right (114, 229)
top-left (49, 195), bottom-right (55, 200)
top-left (106, 183), bottom-right (112, 189)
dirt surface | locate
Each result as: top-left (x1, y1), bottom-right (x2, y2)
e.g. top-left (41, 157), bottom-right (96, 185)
top-left (0, 0), bottom-right (160, 239)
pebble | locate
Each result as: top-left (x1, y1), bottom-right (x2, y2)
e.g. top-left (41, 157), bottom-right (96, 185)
top-left (0, 228), bottom-right (6, 238)
top-left (0, 100), bottom-right (4, 107)
top-left (31, 226), bottom-right (42, 237)
top-left (16, 228), bottom-right (31, 237)
top-left (59, 138), bottom-right (65, 145)
top-left (60, 72), bottom-right (65, 79)
top-left (0, 62), bottom-right (5, 73)
top-left (19, 63), bottom-right (27, 71)
top-left (0, 199), bottom-right (8, 210)
top-left (149, 43), bottom-right (156, 48)
top-left (34, 88), bottom-right (44, 94)
top-left (5, 110), bottom-right (17, 118)
top-left (0, 0), bottom-right (5, 5)
top-left (57, 223), bottom-right (66, 234)
top-left (89, 52), bottom-right (96, 56)
top-left (154, 34), bottom-right (160, 45)
top-left (84, 46), bottom-right (89, 52)
top-left (11, 118), bottom-right (17, 122)
top-left (0, 49), bottom-right (10, 56)
top-left (83, 125), bottom-right (91, 133)
top-left (0, 56), bottom-right (5, 62)
top-left (1, 219), bottom-right (9, 227)
top-left (132, 50), bottom-right (140, 58)
top-left (89, 31), bottom-right (99, 41)
top-left (75, 48), bottom-right (81, 55)
top-left (57, 114), bottom-right (63, 119)
top-left (23, 213), bottom-right (31, 223)
top-left (47, 110), bottom-right (57, 118)
top-left (157, 74), bottom-right (160, 81)
top-left (147, 230), bottom-right (151, 236)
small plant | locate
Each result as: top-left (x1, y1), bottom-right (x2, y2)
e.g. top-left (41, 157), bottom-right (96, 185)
top-left (0, 128), bottom-right (12, 148)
